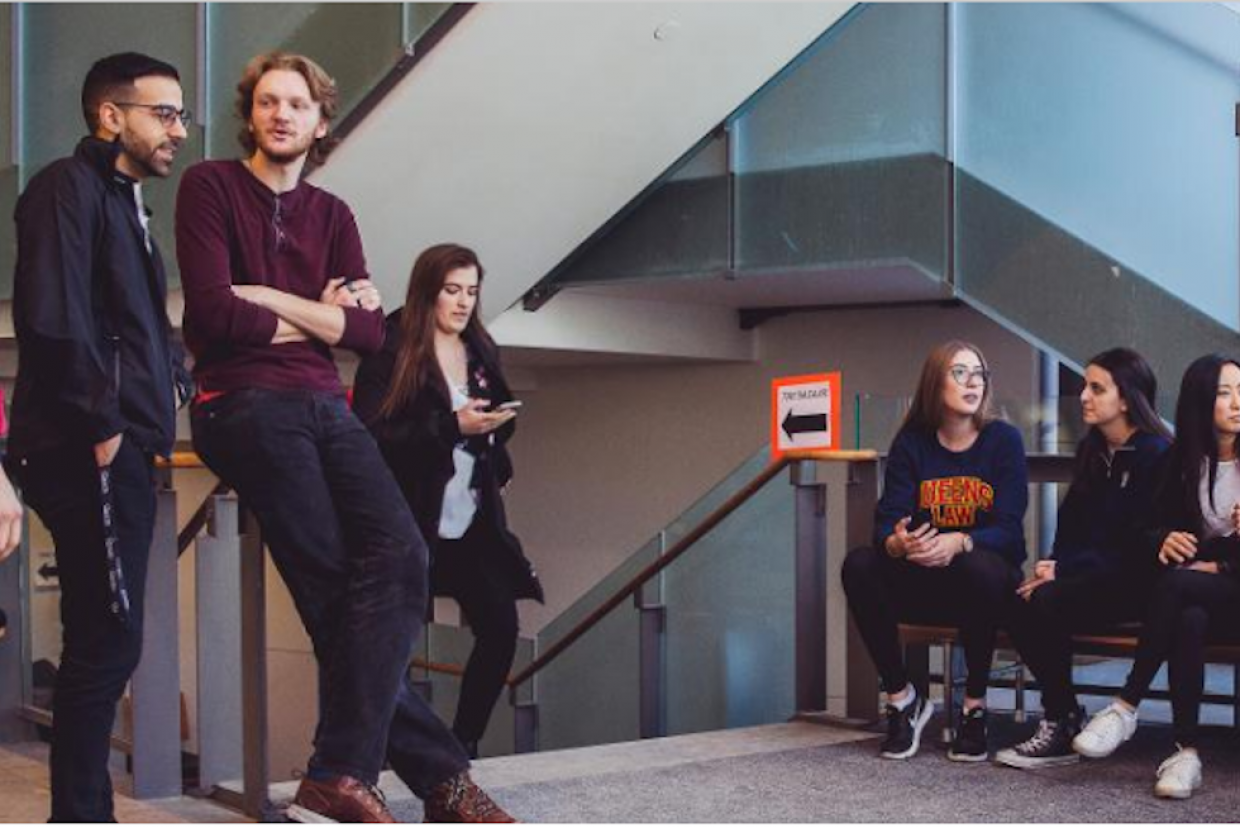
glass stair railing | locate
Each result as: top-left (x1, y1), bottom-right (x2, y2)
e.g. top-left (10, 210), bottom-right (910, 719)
top-left (523, 447), bottom-right (797, 752)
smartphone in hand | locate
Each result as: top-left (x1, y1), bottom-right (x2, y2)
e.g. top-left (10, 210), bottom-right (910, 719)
top-left (495, 400), bottom-right (523, 412)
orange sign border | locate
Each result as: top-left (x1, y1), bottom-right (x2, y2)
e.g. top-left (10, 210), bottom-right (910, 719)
top-left (771, 372), bottom-right (841, 458)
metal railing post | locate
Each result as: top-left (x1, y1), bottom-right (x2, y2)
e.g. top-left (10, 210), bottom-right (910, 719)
top-left (0, 505), bottom-right (32, 742)
top-left (239, 504), bottom-right (274, 820)
top-left (844, 459), bottom-right (881, 720)
top-left (636, 532), bottom-right (666, 738)
top-left (194, 493), bottom-right (244, 791)
top-left (791, 460), bottom-right (828, 714)
top-left (129, 467), bottom-right (183, 798)
top-left (510, 678), bottom-right (538, 754)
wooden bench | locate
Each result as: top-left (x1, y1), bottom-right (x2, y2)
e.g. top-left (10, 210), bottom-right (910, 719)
top-left (898, 623), bottom-right (1240, 736)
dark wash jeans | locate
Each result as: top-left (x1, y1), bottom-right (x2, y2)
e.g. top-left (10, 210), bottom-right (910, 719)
top-left (191, 389), bottom-right (468, 794)
top-left (11, 439), bottom-right (155, 823)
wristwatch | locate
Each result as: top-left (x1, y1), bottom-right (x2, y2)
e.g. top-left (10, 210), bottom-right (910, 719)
top-left (961, 534), bottom-right (974, 554)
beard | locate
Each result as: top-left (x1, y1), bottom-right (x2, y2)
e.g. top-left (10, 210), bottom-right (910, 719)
top-left (254, 128), bottom-right (318, 166)
top-left (120, 132), bottom-right (180, 179)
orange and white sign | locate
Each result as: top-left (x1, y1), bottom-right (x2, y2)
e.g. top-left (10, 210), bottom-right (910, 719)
top-left (771, 372), bottom-right (841, 457)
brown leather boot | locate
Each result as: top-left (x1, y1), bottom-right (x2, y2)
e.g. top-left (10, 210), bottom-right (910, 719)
top-left (423, 771), bottom-right (516, 823)
top-left (287, 774), bottom-right (397, 823)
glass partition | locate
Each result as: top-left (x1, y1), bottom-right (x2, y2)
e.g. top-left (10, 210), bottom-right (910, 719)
top-left (205, 4), bottom-right (405, 160)
top-left (536, 541), bottom-right (655, 751)
top-left (663, 464), bottom-right (795, 735)
top-left (18, 4), bottom-right (203, 293)
top-left (955, 2), bottom-right (1240, 332)
top-left (733, 2), bottom-right (947, 280)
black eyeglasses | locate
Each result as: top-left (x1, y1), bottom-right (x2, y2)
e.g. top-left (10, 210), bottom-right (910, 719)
top-left (113, 102), bottom-right (192, 128)
top-left (949, 365), bottom-right (991, 386)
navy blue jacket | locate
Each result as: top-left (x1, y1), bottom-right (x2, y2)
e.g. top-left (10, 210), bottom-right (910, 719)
top-left (874, 420), bottom-right (1029, 568)
top-left (1050, 430), bottom-right (1170, 582)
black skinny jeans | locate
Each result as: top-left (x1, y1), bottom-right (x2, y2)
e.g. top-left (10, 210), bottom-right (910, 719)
top-left (434, 515), bottom-right (520, 746)
top-left (1004, 573), bottom-right (1148, 720)
top-left (192, 390), bottom-right (468, 795)
top-left (842, 544), bottom-right (1022, 700)
top-left (13, 440), bottom-right (155, 823)
top-left (1120, 568), bottom-right (1240, 747)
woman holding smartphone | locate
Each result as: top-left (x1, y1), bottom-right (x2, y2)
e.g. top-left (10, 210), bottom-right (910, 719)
top-left (842, 340), bottom-right (1028, 763)
top-left (1072, 354), bottom-right (1240, 799)
top-left (354, 243), bottom-right (543, 758)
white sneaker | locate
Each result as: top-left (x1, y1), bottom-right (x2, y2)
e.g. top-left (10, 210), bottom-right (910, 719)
top-left (1154, 747), bottom-right (1202, 800)
top-left (1072, 702), bottom-right (1137, 758)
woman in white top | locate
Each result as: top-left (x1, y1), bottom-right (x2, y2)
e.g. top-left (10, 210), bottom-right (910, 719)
top-left (1073, 354), bottom-right (1240, 799)
top-left (353, 244), bottom-right (543, 758)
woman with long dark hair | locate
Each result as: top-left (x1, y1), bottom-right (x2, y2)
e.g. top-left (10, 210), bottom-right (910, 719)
top-left (995, 348), bottom-right (1171, 769)
top-left (842, 341), bottom-right (1029, 762)
top-left (1072, 354), bottom-right (1240, 799)
top-left (353, 243), bottom-right (543, 758)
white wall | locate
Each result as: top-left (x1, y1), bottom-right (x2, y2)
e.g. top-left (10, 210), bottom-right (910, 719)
top-left (313, 2), bottom-right (854, 319)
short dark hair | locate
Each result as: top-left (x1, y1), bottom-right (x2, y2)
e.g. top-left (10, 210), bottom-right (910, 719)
top-left (82, 52), bottom-right (181, 133)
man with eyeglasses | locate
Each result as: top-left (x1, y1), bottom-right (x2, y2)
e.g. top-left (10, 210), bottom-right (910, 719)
top-left (7, 52), bottom-right (190, 822)
top-left (177, 52), bottom-right (513, 823)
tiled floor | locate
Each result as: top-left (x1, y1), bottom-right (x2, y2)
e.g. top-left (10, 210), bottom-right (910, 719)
top-left (0, 741), bottom-right (248, 823)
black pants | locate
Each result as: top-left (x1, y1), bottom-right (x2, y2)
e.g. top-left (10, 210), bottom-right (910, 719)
top-left (842, 545), bottom-right (1021, 700)
top-left (1004, 573), bottom-right (1148, 720)
top-left (192, 390), bottom-right (468, 795)
top-left (1120, 569), bottom-right (1240, 747)
top-left (13, 440), bottom-right (155, 823)
top-left (434, 516), bottom-right (521, 747)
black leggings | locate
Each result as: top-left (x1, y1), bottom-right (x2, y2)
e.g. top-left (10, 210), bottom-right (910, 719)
top-left (1004, 573), bottom-right (1148, 720)
top-left (434, 518), bottom-right (521, 746)
top-left (842, 545), bottom-right (1022, 700)
top-left (1120, 569), bottom-right (1240, 747)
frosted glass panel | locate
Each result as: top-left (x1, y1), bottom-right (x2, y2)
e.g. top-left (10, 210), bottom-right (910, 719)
top-left (956, 3), bottom-right (1240, 330)
top-left (206, 4), bottom-right (403, 160)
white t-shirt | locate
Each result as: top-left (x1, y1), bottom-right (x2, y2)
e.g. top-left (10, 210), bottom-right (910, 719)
top-left (1198, 459), bottom-right (1240, 541)
top-left (438, 381), bottom-right (480, 540)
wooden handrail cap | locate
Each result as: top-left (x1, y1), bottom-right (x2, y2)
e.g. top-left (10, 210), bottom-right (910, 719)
top-left (157, 452), bottom-right (206, 469)
top-left (780, 449), bottom-right (880, 462)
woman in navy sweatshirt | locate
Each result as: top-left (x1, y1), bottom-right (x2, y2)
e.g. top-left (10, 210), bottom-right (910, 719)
top-left (842, 340), bottom-right (1028, 762)
top-left (995, 348), bottom-right (1170, 770)
top-left (1073, 354), bottom-right (1240, 800)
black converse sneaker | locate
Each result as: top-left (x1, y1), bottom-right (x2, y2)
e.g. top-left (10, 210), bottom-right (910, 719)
top-left (947, 706), bottom-right (989, 762)
top-left (879, 694), bottom-right (934, 760)
top-left (994, 715), bottom-right (1082, 769)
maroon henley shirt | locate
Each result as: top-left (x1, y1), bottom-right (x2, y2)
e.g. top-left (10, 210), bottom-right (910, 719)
top-left (176, 160), bottom-right (384, 395)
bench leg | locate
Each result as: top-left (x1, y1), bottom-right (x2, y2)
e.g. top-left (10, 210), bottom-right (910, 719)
top-left (1234, 663), bottom-right (1240, 732)
top-left (1015, 659), bottom-right (1027, 724)
top-left (941, 640), bottom-right (957, 744)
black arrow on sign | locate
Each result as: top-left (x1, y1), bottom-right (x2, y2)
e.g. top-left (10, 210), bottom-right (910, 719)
top-left (782, 409), bottom-right (827, 439)
top-left (38, 563), bottom-right (58, 580)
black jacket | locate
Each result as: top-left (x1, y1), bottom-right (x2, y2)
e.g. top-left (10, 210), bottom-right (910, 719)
top-left (353, 310), bottom-right (543, 602)
top-left (1050, 430), bottom-right (1170, 582)
top-left (1143, 448), bottom-right (1240, 583)
top-left (10, 137), bottom-right (187, 459)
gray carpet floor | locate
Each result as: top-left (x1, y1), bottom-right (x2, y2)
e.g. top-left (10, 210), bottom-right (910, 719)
top-left (390, 722), bottom-right (1240, 822)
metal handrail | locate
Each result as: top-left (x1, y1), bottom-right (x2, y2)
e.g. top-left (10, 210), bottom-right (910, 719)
top-left (507, 449), bottom-right (877, 689)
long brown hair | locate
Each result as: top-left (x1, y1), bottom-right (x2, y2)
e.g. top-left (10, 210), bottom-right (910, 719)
top-left (378, 243), bottom-right (495, 420)
top-left (900, 340), bottom-right (996, 435)
top-left (235, 51), bottom-right (339, 169)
